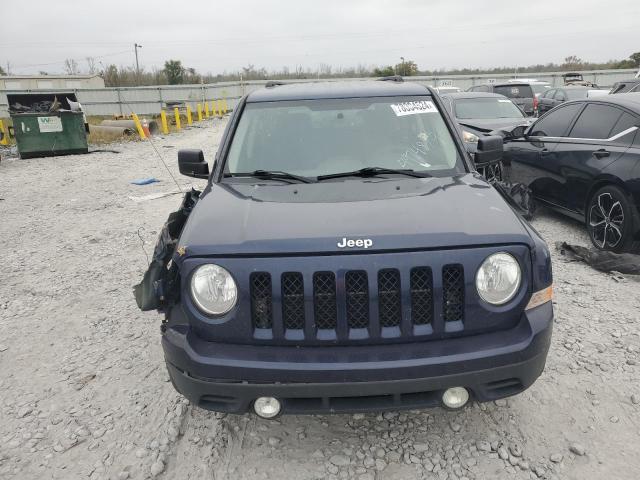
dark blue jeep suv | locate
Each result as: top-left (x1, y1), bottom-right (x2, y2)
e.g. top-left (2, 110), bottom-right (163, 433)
top-left (135, 80), bottom-right (554, 417)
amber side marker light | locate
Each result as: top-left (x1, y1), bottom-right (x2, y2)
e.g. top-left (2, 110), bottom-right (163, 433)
top-left (525, 285), bottom-right (553, 310)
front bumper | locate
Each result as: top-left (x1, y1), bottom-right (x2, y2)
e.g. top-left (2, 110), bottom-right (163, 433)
top-left (162, 302), bottom-right (553, 414)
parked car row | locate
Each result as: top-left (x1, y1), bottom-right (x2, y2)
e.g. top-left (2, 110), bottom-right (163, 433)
top-left (433, 82), bottom-right (640, 253)
top-left (502, 93), bottom-right (640, 252)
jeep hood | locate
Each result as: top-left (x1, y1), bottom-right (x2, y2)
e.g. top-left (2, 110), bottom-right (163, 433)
top-left (178, 174), bottom-right (533, 256)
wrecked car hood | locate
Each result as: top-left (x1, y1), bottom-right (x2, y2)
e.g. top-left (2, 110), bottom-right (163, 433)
top-left (459, 118), bottom-right (531, 134)
top-left (177, 174), bottom-right (533, 256)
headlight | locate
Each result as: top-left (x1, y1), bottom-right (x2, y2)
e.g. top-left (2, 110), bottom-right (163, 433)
top-left (190, 264), bottom-right (237, 315)
top-left (462, 130), bottom-right (480, 143)
top-left (476, 253), bottom-right (521, 305)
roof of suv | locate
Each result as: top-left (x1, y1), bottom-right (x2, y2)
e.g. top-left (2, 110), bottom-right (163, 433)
top-left (247, 80), bottom-right (430, 102)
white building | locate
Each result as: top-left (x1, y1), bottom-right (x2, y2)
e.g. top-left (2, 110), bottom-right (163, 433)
top-left (0, 74), bottom-right (105, 91)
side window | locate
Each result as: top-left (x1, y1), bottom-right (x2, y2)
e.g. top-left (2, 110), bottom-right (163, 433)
top-left (543, 89), bottom-right (555, 98)
top-left (530, 104), bottom-right (583, 137)
top-left (554, 90), bottom-right (567, 101)
top-left (569, 104), bottom-right (623, 139)
top-left (609, 112), bottom-right (639, 146)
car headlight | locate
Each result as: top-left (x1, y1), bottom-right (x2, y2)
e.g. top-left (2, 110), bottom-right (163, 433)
top-left (476, 253), bottom-right (521, 305)
top-left (190, 264), bottom-right (237, 315)
top-left (462, 130), bottom-right (480, 143)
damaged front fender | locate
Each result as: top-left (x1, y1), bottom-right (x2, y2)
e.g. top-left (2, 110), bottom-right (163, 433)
top-left (133, 188), bottom-right (201, 311)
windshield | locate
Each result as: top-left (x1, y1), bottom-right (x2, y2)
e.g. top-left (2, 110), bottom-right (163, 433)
top-left (454, 97), bottom-right (524, 119)
top-left (225, 96), bottom-right (464, 179)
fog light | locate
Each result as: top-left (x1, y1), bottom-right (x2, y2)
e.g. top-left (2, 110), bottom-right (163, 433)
top-left (442, 387), bottom-right (469, 409)
top-left (253, 397), bottom-right (281, 418)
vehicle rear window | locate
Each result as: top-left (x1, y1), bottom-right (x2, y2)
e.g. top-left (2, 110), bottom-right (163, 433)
top-left (454, 97), bottom-right (524, 119)
top-left (566, 89), bottom-right (589, 100)
top-left (493, 85), bottom-right (534, 99)
top-left (569, 104), bottom-right (623, 139)
top-left (530, 84), bottom-right (551, 94)
top-left (226, 96), bottom-right (464, 178)
top-left (531, 103), bottom-right (582, 137)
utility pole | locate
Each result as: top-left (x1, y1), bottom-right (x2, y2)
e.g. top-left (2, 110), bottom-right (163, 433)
top-left (134, 43), bottom-right (142, 85)
top-left (400, 57), bottom-right (405, 76)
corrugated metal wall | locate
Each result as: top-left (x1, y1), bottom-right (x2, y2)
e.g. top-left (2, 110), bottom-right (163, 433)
top-left (1, 69), bottom-right (637, 118)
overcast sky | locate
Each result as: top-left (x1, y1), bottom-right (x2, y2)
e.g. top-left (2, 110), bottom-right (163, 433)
top-left (2, 0), bottom-right (638, 76)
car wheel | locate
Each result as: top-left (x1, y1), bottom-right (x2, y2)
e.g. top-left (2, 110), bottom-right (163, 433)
top-left (587, 186), bottom-right (639, 252)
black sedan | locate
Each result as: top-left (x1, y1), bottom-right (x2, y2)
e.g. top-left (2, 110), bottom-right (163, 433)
top-left (441, 92), bottom-right (531, 180)
top-left (536, 86), bottom-right (593, 116)
top-left (503, 93), bottom-right (640, 252)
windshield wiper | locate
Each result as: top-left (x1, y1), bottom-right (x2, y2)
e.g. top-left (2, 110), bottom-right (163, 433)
top-left (225, 170), bottom-right (314, 183)
top-left (317, 167), bottom-right (431, 181)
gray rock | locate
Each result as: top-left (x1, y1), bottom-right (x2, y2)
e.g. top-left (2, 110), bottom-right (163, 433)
top-left (375, 458), bottom-right (386, 471)
top-left (414, 443), bottom-right (429, 453)
top-left (329, 454), bottom-right (350, 467)
top-left (135, 448), bottom-right (147, 458)
top-left (569, 443), bottom-right (586, 456)
top-left (117, 471), bottom-right (130, 480)
top-left (494, 399), bottom-right (507, 407)
top-left (92, 428), bottom-right (106, 439)
top-left (267, 437), bottom-right (281, 447)
top-left (498, 446), bottom-right (509, 461)
top-left (509, 443), bottom-right (522, 457)
top-left (550, 453), bottom-right (563, 463)
top-left (358, 474), bottom-right (374, 480)
top-left (150, 460), bottom-right (164, 477)
top-left (450, 422), bottom-right (461, 433)
top-left (17, 407), bottom-right (32, 418)
top-left (476, 440), bottom-right (491, 452)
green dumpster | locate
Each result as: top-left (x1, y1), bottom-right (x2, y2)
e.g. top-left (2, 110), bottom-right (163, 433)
top-left (8, 93), bottom-right (88, 159)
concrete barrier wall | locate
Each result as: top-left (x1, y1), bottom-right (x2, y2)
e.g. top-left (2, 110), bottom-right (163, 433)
top-left (1, 69), bottom-right (637, 118)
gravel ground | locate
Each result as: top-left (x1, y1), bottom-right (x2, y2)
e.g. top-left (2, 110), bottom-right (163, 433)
top-left (1, 118), bottom-right (639, 480)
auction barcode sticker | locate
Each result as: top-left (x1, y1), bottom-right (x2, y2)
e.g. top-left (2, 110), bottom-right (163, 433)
top-left (390, 101), bottom-right (438, 116)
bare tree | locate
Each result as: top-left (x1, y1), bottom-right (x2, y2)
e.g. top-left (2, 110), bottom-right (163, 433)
top-left (86, 57), bottom-right (97, 75)
top-left (64, 59), bottom-right (79, 75)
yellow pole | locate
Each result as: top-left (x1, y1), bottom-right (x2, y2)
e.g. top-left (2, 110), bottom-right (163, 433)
top-left (131, 113), bottom-right (146, 139)
top-left (210, 101), bottom-right (215, 116)
top-left (197, 103), bottom-right (203, 121)
top-left (0, 120), bottom-right (8, 145)
top-left (186, 105), bottom-right (193, 125)
top-left (173, 107), bottom-right (181, 130)
top-left (204, 101), bottom-right (210, 118)
top-left (160, 110), bottom-right (169, 134)
top-left (216, 99), bottom-right (223, 118)
top-left (222, 96), bottom-right (229, 113)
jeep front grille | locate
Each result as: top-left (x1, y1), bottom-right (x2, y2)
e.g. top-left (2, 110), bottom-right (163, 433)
top-left (250, 272), bottom-right (272, 329)
top-left (442, 264), bottom-right (465, 322)
top-left (410, 267), bottom-right (434, 325)
top-left (345, 270), bottom-right (369, 329)
top-left (378, 269), bottom-right (402, 328)
top-left (282, 272), bottom-right (305, 330)
top-left (313, 272), bottom-right (337, 330)
top-left (250, 264), bottom-right (466, 340)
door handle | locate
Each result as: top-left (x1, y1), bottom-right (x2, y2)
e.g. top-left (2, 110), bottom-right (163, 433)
top-left (540, 148), bottom-right (550, 156)
top-left (593, 149), bottom-right (610, 159)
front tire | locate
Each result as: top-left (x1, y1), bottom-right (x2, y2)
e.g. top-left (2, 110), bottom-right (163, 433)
top-left (587, 185), bottom-right (639, 252)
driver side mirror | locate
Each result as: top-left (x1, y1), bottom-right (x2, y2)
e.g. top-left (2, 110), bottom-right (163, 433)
top-left (178, 149), bottom-right (209, 178)
top-left (474, 135), bottom-right (503, 166)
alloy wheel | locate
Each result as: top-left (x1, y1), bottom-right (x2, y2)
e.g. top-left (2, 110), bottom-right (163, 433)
top-left (589, 192), bottom-right (625, 249)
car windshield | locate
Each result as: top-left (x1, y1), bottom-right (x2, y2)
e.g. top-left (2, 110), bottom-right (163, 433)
top-left (454, 97), bottom-right (524, 119)
top-left (225, 96), bottom-right (464, 179)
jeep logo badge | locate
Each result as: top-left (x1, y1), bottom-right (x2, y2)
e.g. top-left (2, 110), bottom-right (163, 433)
top-left (337, 237), bottom-right (373, 249)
